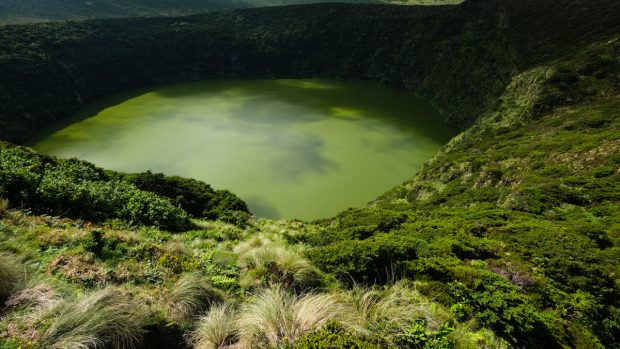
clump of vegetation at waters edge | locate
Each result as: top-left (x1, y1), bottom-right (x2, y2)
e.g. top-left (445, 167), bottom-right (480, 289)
top-left (0, 142), bottom-right (250, 231)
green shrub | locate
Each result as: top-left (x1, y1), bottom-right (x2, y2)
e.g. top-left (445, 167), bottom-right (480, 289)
top-left (0, 146), bottom-right (192, 231)
top-left (214, 210), bottom-right (251, 228)
top-left (307, 234), bottom-right (424, 283)
top-left (122, 171), bottom-right (250, 221)
top-left (0, 145), bottom-right (42, 205)
top-left (302, 209), bottom-right (409, 246)
top-left (295, 321), bottom-right (392, 349)
top-left (397, 321), bottom-right (454, 349)
top-left (448, 268), bottom-right (553, 346)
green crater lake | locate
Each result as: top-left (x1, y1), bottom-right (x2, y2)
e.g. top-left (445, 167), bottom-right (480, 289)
top-left (30, 80), bottom-right (458, 220)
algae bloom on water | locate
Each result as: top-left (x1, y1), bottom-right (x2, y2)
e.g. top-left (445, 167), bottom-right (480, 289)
top-left (30, 79), bottom-right (458, 220)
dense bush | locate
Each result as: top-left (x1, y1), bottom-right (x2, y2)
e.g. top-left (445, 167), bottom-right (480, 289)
top-left (0, 144), bottom-right (191, 231)
top-left (0, 142), bottom-right (252, 231)
top-left (306, 233), bottom-right (424, 283)
top-left (447, 268), bottom-right (545, 345)
top-left (119, 171), bottom-right (250, 221)
top-left (295, 322), bottom-right (392, 349)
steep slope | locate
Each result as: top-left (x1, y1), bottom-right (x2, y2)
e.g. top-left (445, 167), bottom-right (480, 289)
top-left (312, 37), bottom-right (620, 347)
top-left (2, 0), bottom-right (618, 144)
top-left (0, 0), bottom-right (390, 24)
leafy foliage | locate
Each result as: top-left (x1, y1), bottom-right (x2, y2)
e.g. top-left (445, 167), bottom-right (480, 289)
top-left (118, 171), bottom-right (250, 222)
top-left (295, 322), bottom-right (392, 349)
top-left (0, 143), bottom-right (192, 231)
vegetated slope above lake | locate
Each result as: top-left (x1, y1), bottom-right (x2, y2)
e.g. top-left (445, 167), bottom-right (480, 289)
top-left (0, 0), bottom-right (619, 348)
top-left (0, 0), bottom-right (618, 144)
top-left (0, 0), bottom-right (459, 24)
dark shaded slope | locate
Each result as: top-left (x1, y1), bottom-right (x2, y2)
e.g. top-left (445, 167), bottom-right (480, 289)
top-left (0, 0), bottom-right (381, 24)
top-left (2, 0), bottom-right (618, 144)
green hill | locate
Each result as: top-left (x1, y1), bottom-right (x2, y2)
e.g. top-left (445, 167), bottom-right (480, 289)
top-left (0, 0), bottom-right (445, 24)
top-left (0, 0), bottom-right (618, 348)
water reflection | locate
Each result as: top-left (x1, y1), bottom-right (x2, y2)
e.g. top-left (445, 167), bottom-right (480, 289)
top-left (30, 80), bottom-right (458, 220)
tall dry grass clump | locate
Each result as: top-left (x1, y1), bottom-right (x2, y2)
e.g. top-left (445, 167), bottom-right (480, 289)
top-left (39, 287), bottom-right (146, 349)
top-left (236, 287), bottom-right (348, 348)
top-left (345, 281), bottom-right (451, 336)
top-left (192, 304), bottom-right (238, 349)
top-left (167, 272), bottom-right (223, 322)
top-left (238, 245), bottom-right (324, 291)
top-left (0, 253), bottom-right (19, 303)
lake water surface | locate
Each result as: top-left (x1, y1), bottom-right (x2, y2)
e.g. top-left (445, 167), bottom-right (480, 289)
top-left (30, 80), bottom-right (458, 220)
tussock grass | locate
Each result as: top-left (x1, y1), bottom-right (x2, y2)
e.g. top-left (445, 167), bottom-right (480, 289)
top-left (236, 287), bottom-right (348, 348)
top-left (39, 287), bottom-right (146, 349)
top-left (238, 245), bottom-right (324, 291)
top-left (345, 282), bottom-right (451, 336)
top-left (192, 219), bottom-right (246, 241)
top-left (192, 304), bottom-right (238, 349)
top-left (233, 234), bottom-right (274, 256)
top-left (0, 198), bottom-right (8, 218)
top-left (0, 253), bottom-right (20, 303)
top-left (167, 273), bottom-right (223, 322)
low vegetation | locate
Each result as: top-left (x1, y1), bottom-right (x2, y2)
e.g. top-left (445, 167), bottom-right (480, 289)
top-left (192, 304), bottom-right (238, 349)
top-left (38, 288), bottom-right (146, 349)
top-left (236, 288), bottom-right (346, 348)
top-left (0, 253), bottom-right (19, 303)
top-left (0, 142), bottom-right (249, 231)
top-left (166, 273), bottom-right (223, 323)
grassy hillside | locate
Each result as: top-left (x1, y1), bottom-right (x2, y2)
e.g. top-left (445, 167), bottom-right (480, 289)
top-left (0, 0), bottom-right (618, 348)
